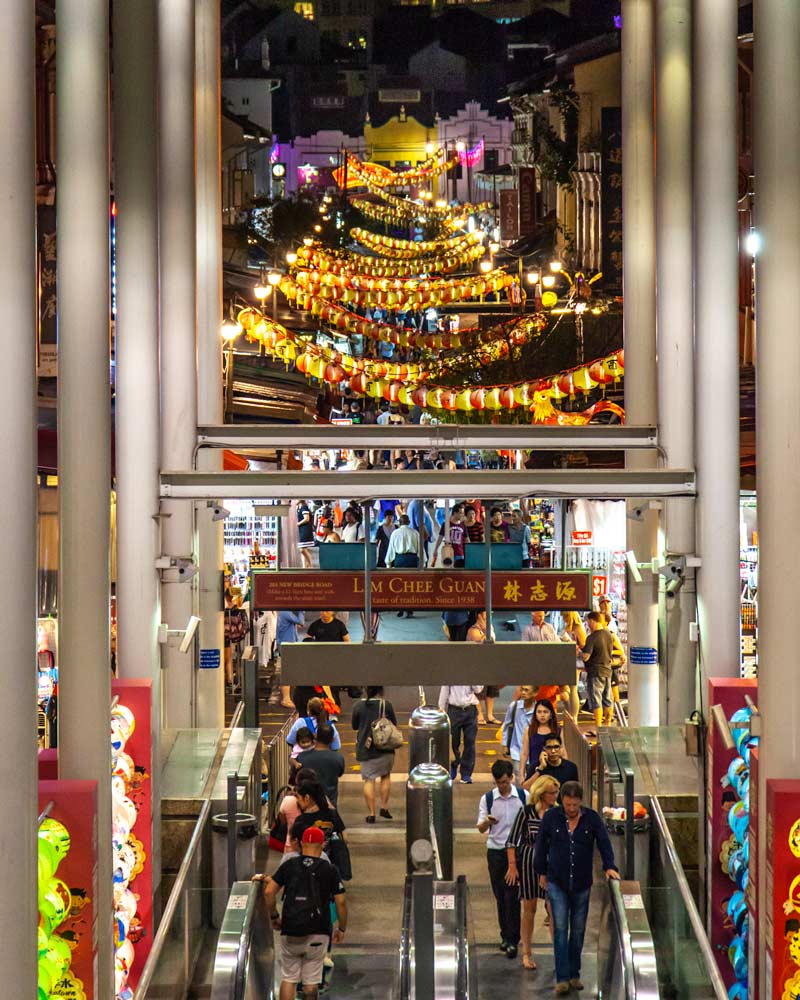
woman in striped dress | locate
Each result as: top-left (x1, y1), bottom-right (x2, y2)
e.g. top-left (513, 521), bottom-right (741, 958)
top-left (506, 775), bottom-right (560, 969)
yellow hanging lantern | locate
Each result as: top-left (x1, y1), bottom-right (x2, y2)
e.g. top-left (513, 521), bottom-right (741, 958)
top-left (455, 389), bottom-right (473, 412)
top-left (541, 290), bottom-right (558, 309)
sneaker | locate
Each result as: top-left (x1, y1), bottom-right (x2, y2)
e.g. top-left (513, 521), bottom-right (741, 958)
top-left (569, 979), bottom-right (584, 991)
top-left (323, 954), bottom-right (334, 969)
top-left (555, 984), bottom-right (571, 996)
top-left (379, 808), bottom-right (393, 819)
top-left (365, 815), bottom-right (376, 824)
top-left (505, 945), bottom-right (518, 959)
top-left (460, 776), bottom-right (473, 784)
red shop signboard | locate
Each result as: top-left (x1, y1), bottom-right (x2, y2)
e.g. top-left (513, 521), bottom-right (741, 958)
top-left (253, 570), bottom-right (591, 611)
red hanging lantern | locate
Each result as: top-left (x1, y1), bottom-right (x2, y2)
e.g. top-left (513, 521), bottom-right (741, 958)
top-left (325, 363), bottom-right (345, 384)
top-left (498, 387), bottom-right (516, 409)
top-left (295, 353), bottom-right (311, 375)
top-left (410, 386), bottom-right (428, 407)
top-left (469, 388), bottom-right (486, 410)
top-left (440, 389), bottom-right (458, 411)
top-left (350, 372), bottom-right (368, 395)
top-left (557, 372), bottom-right (576, 398)
top-left (385, 380), bottom-right (403, 403)
top-left (589, 361), bottom-right (614, 385)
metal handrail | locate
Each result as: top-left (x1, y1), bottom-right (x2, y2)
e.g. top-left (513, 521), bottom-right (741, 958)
top-left (398, 876), bottom-right (413, 999)
top-left (230, 699), bottom-right (244, 729)
top-left (608, 879), bottom-right (637, 1000)
top-left (650, 795), bottom-right (728, 1000)
top-left (133, 799), bottom-right (211, 1000)
top-left (266, 714), bottom-right (296, 824)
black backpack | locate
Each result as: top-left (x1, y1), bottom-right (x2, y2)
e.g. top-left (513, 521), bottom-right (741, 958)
top-left (281, 858), bottom-right (324, 935)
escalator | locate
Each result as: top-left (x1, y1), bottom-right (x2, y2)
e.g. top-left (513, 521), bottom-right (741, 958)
top-left (209, 870), bottom-right (659, 998)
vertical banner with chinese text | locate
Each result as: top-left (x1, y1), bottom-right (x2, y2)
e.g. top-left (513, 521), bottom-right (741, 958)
top-left (600, 107), bottom-right (623, 294)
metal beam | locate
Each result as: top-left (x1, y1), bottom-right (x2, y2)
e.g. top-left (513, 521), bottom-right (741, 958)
top-left (198, 423), bottom-right (657, 452)
top-left (280, 640), bottom-right (577, 686)
top-left (161, 467), bottom-right (694, 500)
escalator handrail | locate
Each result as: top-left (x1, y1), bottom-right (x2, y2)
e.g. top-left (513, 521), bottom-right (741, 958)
top-left (133, 799), bottom-right (211, 1000)
top-left (650, 795), bottom-right (728, 1000)
top-left (233, 882), bottom-right (262, 1000)
top-left (399, 876), bottom-right (413, 999)
top-left (608, 879), bottom-right (638, 1000)
top-left (455, 875), bottom-right (468, 1000)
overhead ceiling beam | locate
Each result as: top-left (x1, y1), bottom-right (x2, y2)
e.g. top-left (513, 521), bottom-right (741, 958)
top-left (160, 467), bottom-right (695, 500)
top-left (197, 423), bottom-right (658, 452)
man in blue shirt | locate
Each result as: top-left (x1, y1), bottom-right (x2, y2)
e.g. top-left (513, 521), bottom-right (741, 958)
top-left (500, 684), bottom-right (537, 782)
top-left (534, 781), bottom-right (619, 994)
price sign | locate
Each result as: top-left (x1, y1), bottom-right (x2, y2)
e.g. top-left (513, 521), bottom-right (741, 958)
top-left (592, 575), bottom-right (607, 598)
top-left (572, 530), bottom-right (593, 546)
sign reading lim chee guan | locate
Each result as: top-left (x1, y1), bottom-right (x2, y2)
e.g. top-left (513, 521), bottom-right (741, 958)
top-left (253, 570), bottom-right (591, 611)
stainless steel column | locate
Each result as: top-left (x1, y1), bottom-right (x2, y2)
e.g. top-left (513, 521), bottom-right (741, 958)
top-left (656, 0), bottom-right (697, 724)
top-left (0, 3), bottom-right (38, 993)
top-left (56, 0), bottom-right (114, 993)
top-left (622, 0), bottom-right (660, 726)
top-left (195, 0), bottom-right (225, 727)
top-left (158, 0), bottom-right (198, 729)
top-left (113, 0), bottom-right (163, 904)
top-left (694, 0), bottom-right (741, 688)
top-left (754, 0), bottom-right (800, 990)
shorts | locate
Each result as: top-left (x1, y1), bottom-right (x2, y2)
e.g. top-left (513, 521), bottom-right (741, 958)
top-left (360, 752), bottom-right (394, 780)
top-left (484, 686), bottom-right (501, 698)
top-left (279, 933), bottom-right (329, 985)
top-left (586, 674), bottom-right (612, 710)
top-left (297, 540), bottom-right (315, 549)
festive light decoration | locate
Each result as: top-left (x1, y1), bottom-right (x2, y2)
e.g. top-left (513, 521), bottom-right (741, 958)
top-left (111, 702), bottom-right (144, 1000)
top-left (295, 241), bottom-right (485, 278)
top-left (38, 818), bottom-right (78, 1000)
top-left (334, 150), bottom-right (457, 190)
top-left (457, 138), bottom-right (485, 169)
top-left (349, 227), bottom-right (483, 259)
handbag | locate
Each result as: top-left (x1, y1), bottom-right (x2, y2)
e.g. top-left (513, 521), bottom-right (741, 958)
top-left (369, 699), bottom-right (404, 751)
top-left (503, 700), bottom-right (518, 757)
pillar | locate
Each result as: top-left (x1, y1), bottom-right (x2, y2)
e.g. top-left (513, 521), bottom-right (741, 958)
top-left (753, 0), bottom-right (800, 990)
top-left (56, 0), bottom-right (114, 993)
top-left (694, 0), bottom-right (741, 689)
top-left (195, 0), bottom-right (225, 728)
top-left (621, 0), bottom-right (660, 726)
top-left (0, 3), bottom-right (39, 993)
top-left (158, 0), bottom-right (198, 729)
top-left (112, 0), bottom-right (162, 893)
top-left (655, 0), bottom-right (696, 724)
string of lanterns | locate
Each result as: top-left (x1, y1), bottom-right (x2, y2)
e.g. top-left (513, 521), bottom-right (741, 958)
top-left (349, 227), bottom-right (484, 259)
top-left (336, 149), bottom-right (458, 189)
top-left (295, 241), bottom-right (486, 278)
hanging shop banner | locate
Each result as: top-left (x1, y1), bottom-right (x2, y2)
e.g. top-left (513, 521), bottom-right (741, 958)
top-left (601, 107), bottom-right (623, 295)
top-left (253, 569), bottom-right (590, 611)
top-left (38, 204), bottom-right (58, 352)
top-left (500, 188), bottom-right (519, 241)
top-left (518, 167), bottom-right (537, 236)
top-left (766, 778), bottom-right (800, 999)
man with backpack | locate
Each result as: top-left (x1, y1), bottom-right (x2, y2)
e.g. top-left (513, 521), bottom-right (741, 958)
top-left (476, 759), bottom-right (525, 958)
top-left (258, 826), bottom-right (347, 1000)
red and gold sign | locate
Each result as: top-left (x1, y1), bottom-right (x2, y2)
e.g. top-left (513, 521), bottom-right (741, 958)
top-left (253, 570), bottom-right (590, 612)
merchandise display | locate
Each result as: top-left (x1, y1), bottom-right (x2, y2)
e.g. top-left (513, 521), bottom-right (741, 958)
top-left (37, 818), bottom-right (75, 1000)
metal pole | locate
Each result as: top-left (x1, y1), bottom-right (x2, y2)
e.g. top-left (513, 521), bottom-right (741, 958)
top-left (242, 648), bottom-right (258, 728)
top-left (112, 0), bottom-right (164, 906)
top-left (656, 0), bottom-right (697, 725)
top-left (694, 0), bottom-right (741, 692)
top-left (417, 498), bottom-right (425, 568)
top-left (754, 1), bottom-right (800, 991)
top-left (362, 502), bottom-right (373, 643)
top-left (195, 0), bottom-right (225, 728)
top-left (56, 1), bottom-right (114, 993)
top-left (158, 0), bottom-right (198, 728)
top-left (621, 0), bottom-right (660, 727)
top-left (227, 772), bottom-right (238, 887)
top-left (484, 517), bottom-right (493, 643)
top-left (0, 4), bottom-right (38, 993)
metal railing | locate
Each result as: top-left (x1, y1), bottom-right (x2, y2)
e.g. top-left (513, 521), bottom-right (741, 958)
top-left (229, 699), bottom-right (244, 729)
top-left (649, 796), bottom-right (728, 1000)
top-left (607, 878), bottom-right (660, 1000)
top-left (562, 710), bottom-right (593, 794)
top-left (133, 799), bottom-right (211, 1000)
top-left (266, 714), bottom-right (295, 824)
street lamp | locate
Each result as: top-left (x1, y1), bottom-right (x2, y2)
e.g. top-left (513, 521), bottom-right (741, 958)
top-left (479, 259), bottom-right (493, 273)
top-left (541, 274), bottom-right (556, 288)
top-left (286, 251), bottom-right (297, 265)
top-left (267, 270), bottom-right (281, 321)
top-left (549, 260), bottom-right (563, 273)
top-left (303, 237), bottom-right (314, 247)
top-left (254, 281), bottom-right (269, 302)
top-left (526, 270), bottom-right (541, 285)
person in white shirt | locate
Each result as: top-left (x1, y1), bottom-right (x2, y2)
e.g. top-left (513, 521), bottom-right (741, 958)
top-left (438, 684), bottom-right (484, 783)
top-left (385, 515), bottom-right (420, 568)
top-left (477, 759), bottom-right (525, 957)
top-left (501, 685), bottom-right (537, 783)
top-left (340, 508), bottom-right (364, 544)
top-left (521, 610), bottom-right (558, 642)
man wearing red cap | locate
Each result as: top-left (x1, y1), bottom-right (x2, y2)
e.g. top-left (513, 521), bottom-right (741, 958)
top-left (255, 826), bottom-right (347, 999)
